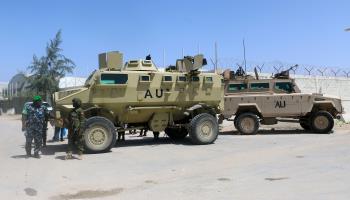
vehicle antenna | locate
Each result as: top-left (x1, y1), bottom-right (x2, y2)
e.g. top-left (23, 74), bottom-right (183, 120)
top-left (243, 39), bottom-right (247, 73)
top-left (215, 42), bottom-right (218, 73)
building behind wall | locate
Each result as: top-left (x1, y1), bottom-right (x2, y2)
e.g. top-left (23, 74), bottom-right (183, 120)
top-left (0, 82), bottom-right (8, 100)
top-left (7, 73), bottom-right (30, 99)
top-left (0, 73), bottom-right (32, 114)
top-left (1, 73), bottom-right (87, 114)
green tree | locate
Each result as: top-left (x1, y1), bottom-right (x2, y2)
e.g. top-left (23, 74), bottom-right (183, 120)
top-left (28, 30), bottom-right (75, 103)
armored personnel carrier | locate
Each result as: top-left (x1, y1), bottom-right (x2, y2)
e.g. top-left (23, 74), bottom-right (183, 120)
top-left (221, 66), bottom-right (343, 134)
top-left (54, 51), bottom-right (224, 153)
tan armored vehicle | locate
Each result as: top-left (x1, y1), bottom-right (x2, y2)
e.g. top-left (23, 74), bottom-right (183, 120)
top-left (221, 66), bottom-right (343, 134)
top-left (54, 51), bottom-right (224, 153)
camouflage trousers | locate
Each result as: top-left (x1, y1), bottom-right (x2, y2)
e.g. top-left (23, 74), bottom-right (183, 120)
top-left (67, 129), bottom-right (84, 154)
top-left (25, 129), bottom-right (42, 154)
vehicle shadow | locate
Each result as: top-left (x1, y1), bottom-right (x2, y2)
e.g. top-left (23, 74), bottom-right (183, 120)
top-left (54, 155), bottom-right (81, 160)
top-left (11, 155), bottom-right (29, 159)
top-left (220, 129), bottom-right (332, 136)
top-left (41, 143), bottom-right (68, 155)
top-left (115, 136), bottom-right (193, 148)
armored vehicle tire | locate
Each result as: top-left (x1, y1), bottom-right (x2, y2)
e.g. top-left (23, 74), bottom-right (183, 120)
top-left (165, 127), bottom-right (188, 140)
top-left (310, 111), bottom-right (334, 134)
top-left (84, 116), bottom-right (116, 153)
top-left (189, 113), bottom-right (218, 145)
top-left (235, 113), bottom-right (259, 135)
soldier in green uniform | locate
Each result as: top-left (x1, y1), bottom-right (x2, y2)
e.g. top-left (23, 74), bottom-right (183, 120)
top-left (22, 96), bottom-right (48, 158)
top-left (65, 98), bottom-right (86, 160)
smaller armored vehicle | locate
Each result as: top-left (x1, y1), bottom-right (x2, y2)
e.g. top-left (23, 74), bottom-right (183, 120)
top-left (54, 51), bottom-right (224, 153)
top-left (221, 66), bottom-right (343, 134)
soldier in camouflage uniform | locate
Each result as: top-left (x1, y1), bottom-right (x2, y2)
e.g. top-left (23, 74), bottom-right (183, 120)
top-left (65, 98), bottom-right (86, 160)
top-left (22, 96), bottom-right (48, 158)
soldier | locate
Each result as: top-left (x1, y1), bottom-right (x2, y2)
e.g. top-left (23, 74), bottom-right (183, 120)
top-left (22, 96), bottom-right (48, 158)
top-left (117, 131), bottom-right (125, 141)
top-left (65, 98), bottom-right (86, 160)
top-left (138, 129), bottom-right (147, 137)
top-left (153, 132), bottom-right (159, 141)
top-left (129, 129), bottom-right (137, 135)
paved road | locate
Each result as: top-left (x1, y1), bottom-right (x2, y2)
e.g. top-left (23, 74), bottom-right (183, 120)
top-left (0, 115), bottom-right (349, 200)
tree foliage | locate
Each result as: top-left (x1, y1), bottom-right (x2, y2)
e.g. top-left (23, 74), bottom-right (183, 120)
top-left (27, 30), bottom-right (75, 102)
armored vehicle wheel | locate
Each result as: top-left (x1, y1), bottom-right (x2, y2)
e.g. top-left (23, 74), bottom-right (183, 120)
top-left (236, 113), bottom-right (259, 134)
top-left (189, 113), bottom-right (218, 144)
top-left (165, 127), bottom-right (188, 140)
top-left (84, 116), bottom-right (116, 153)
top-left (310, 111), bottom-right (334, 134)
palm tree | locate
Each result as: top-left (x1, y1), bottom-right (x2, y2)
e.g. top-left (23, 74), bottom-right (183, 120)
top-left (28, 30), bottom-right (75, 103)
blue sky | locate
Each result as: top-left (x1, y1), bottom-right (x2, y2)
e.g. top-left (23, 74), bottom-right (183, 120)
top-left (0, 0), bottom-right (349, 81)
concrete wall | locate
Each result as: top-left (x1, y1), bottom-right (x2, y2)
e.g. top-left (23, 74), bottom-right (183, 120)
top-left (294, 76), bottom-right (350, 122)
top-left (59, 77), bottom-right (86, 89)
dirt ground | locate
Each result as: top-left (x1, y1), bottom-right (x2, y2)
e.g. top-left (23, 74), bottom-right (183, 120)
top-left (0, 114), bottom-right (349, 200)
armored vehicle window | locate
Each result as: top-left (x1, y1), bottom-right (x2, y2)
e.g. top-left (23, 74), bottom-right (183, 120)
top-left (275, 82), bottom-right (293, 93)
top-left (140, 75), bottom-right (150, 82)
top-left (101, 74), bottom-right (128, 84)
top-left (250, 83), bottom-right (269, 90)
top-left (163, 75), bottom-right (173, 82)
top-left (191, 76), bottom-right (200, 82)
top-left (228, 83), bottom-right (247, 92)
top-left (204, 76), bottom-right (213, 83)
top-left (177, 76), bottom-right (187, 82)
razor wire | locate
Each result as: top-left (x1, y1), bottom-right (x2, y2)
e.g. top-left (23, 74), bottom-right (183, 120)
top-left (215, 57), bottom-right (350, 78)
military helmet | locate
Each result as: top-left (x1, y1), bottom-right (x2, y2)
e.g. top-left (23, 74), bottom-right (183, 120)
top-left (33, 95), bottom-right (42, 102)
top-left (72, 98), bottom-right (82, 107)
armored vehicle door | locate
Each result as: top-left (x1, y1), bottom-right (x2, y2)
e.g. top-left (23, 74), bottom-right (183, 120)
top-left (262, 81), bottom-right (302, 117)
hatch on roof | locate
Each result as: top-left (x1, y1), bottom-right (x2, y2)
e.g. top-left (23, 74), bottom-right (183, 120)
top-left (124, 59), bottom-right (158, 71)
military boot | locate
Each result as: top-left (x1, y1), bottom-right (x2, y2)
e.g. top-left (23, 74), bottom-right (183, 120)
top-left (77, 153), bottom-right (83, 160)
top-left (33, 152), bottom-right (40, 159)
top-left (153, 132), bottom-right (159, 141)
top-left (25, 146), bottom-right (31, 157)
